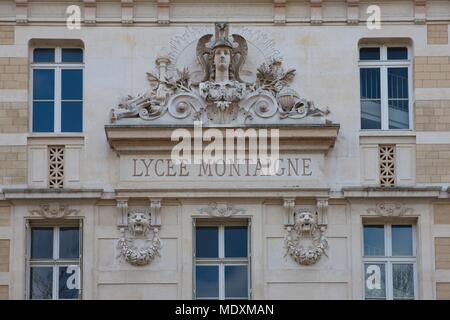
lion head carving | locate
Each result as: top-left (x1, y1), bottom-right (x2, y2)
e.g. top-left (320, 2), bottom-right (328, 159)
top-left (293, 211), bottom-right (317, 234)
top-left (128, 210), bottom-right (151, 236)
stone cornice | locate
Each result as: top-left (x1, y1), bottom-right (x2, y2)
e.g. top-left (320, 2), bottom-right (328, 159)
top-left (105, 124), bottom-right (340, 154)
top-left (342, 186), bottom-right (444, 199)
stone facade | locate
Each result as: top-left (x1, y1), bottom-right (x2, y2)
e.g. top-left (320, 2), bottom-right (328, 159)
top-left (414, 56), bottom-right (450, 88)
top-left (416, 144), bottom-right (450, 183)
top-left (434, 204), bottom-right (450, 224)
top-left (435, 238), bottom-right (450, 270)
top-left (0, 102), bottom-right (28, 133)
top-left (0, 240), bottom-right (10, 272)
top-left (415, 100), bottom-right (450, 131)
top-left (0, 0), bottom-right (449, 300)
top-left (0, 146), bottom-right (27, 185)
top-left (427, 24), bottom-right (449, 45)
top-left (436, 283), bottom-right (450, 300)
top-left (0, 58), bottom-right (28, 90)
top-left (0, 26), bottom-right (14, 45)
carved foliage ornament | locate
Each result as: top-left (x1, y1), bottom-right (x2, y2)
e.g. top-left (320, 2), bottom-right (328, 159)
top-left (110, 22), bottom-right (329, 125)
top-left (198, 202), bottom-right (246, 217)
top-left (367, 202), bottom-right (414, 217)
top-left (284, 210), bottom-right (328, 266)
top-left (29, 204), bottom-right (79, 219)
top-left (117, 209), bottom-right (162, 266)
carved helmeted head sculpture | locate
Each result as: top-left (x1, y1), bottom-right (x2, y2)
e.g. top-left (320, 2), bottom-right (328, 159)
top-left (293, 211), bottom-right (318, 235)
top-left (128, 210), bottom-right (151, 237)
top-left (196, 22), bottom-right (248, 84)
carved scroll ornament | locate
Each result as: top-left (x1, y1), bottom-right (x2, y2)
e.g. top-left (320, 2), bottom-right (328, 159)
top-left (110, 22), bottom-right (329, 125)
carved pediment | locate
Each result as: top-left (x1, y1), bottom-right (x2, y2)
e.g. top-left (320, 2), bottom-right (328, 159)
top-left (109, 22), bottom-right (331, 127)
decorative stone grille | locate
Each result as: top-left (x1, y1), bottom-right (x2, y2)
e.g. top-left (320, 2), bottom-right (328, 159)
top-left (48, 146), bottom-right (64, 189)
top-left (379, 145), bottom-right (395, 187)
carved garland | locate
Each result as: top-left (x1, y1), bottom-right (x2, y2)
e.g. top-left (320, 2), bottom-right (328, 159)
top-left (117, 208), bottom-right (162, 266)
top-left (284, 210), bottom-right (328, 265)
top-left (117, 227), bottom-right (162, 266)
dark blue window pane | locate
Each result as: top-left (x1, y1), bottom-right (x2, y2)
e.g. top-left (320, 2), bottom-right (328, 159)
top-left (360, 68), bottom-right (381, 129)
top-left (225, 266), bottom-right (248, 299)
top-left (196, 266), bottom-right (219, 299)
top-left (392, 225), bottom-right (413, 256)
top-left (388, 47), bottom-right (408, 60)
top-left (388, 68), bottom-right (409, 99)
top-left (59, 266), bottom-right (80, 299)
top-left (33, 48), bottom-right (55, 63)
top-left (364, 225), bottom-right (385, 256)
top-left (61, 102), bottom-right (82, 132)
top-left (360, 48), bottom-right (380, 60)
top-left (30, 267), bottom-right (53, 299)
top-left (62, 49), bottom-right (83, 63)
top-left (62, 69), bottom-right (83, 100)
top-left (388, 68), bottom-right (409, 129)
top-left (31, 228), bottom-right (53, 259)
top-left (32, 102), bottom-right (54, 132)
top-left (196, 227), bottom-right (218, 258)
top-left (59, 228), bottom-right (80, 259)
top-left (225, 227), bottom-right (248, 258)
top-left (33, 69), bottom-right (54, 100)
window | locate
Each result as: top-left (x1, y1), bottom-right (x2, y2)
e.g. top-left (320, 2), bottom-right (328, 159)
top-left (359, 45), bottom-right (411, 130)
top-left (32, 47), bottom-right (83, 133)
top-left (363, 223), bottom-right (416, 300)
top-left (194, 221), bottom-right (250, 300)
top-left (28, 223), bottom-right (82, 299)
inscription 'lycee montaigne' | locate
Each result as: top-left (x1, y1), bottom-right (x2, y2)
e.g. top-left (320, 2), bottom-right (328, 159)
top-left (131, 158), bottom-right (313, 177)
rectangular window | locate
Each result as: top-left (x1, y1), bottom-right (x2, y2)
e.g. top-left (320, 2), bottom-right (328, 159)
top-left (359, 45), bottom-right (411, 130)
top-left (28, 223), bottom-right (82, 300)
top-left (362, 223), bottom-right (416, 300)
top-left (194, 221), bottom-right (250, 300)
top-left (32, 47), bottom-right (84, 133)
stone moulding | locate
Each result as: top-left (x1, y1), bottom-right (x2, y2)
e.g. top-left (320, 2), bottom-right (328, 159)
top-left (198, 202), bottom-right (246, 217)
top-left (29, 204), bottom-right (80, 219)
top-left (367, 202), bottom-right (414, 217)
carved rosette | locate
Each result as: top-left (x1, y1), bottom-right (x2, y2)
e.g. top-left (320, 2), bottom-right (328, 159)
top-left (198, 202), bottom-right (246, 217)
top-left (117, 208), bottom-right (162, 266)
top-left (284, 209), bottom-right (328, 266)
top-left (29, 204), bottom-right (79, 219)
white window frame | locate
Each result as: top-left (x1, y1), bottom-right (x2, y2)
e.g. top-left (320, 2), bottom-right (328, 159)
top-left (26, 221), bottom-right (82, 300)
top-left (193, 220), bottom-right (251, 300)
top-left (362, 222), bottom-right (418, 300)
top-left (30, 47), bottom-right (84, 133)
top-left (359, 45), bottom-right (413, 131)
